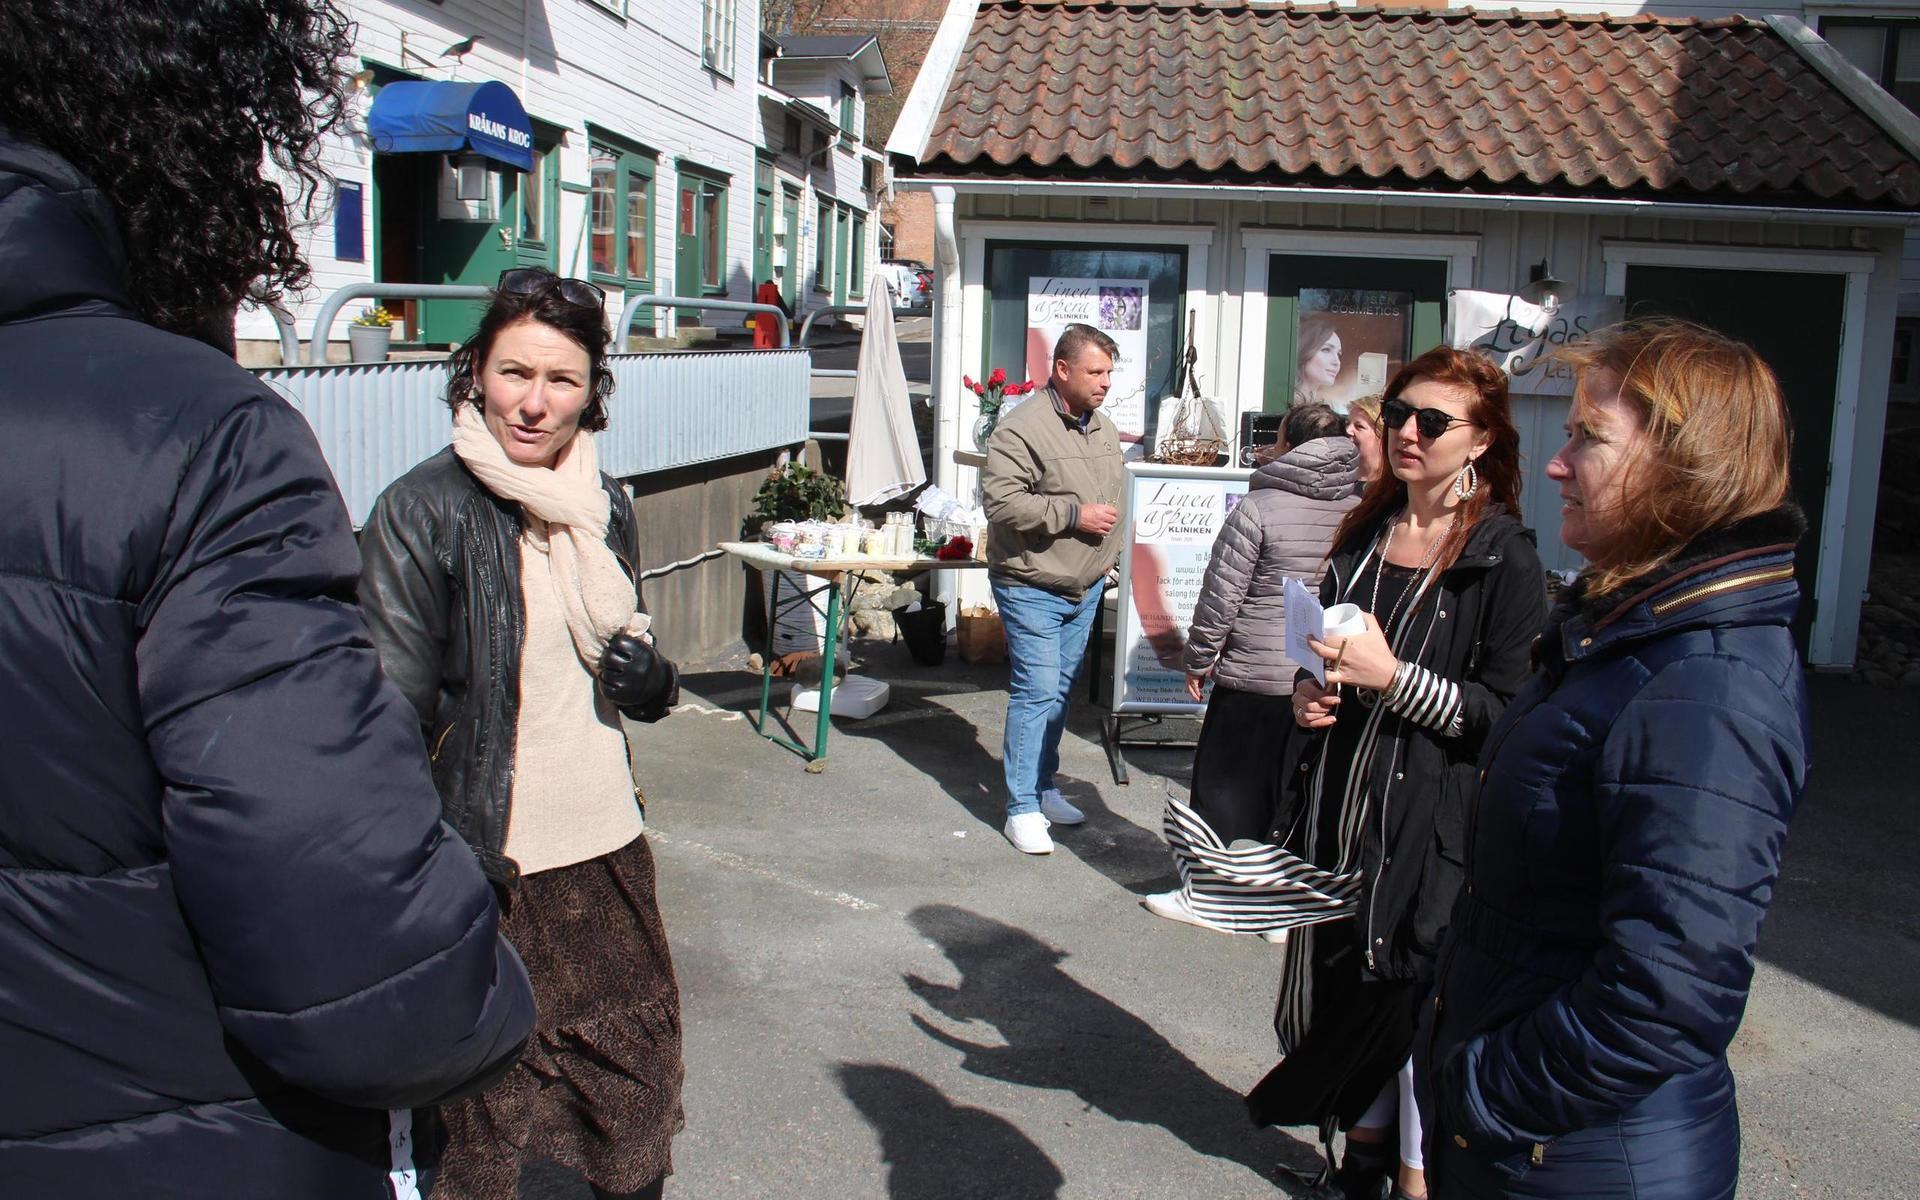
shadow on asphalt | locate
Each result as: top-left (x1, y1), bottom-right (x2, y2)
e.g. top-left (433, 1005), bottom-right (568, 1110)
top-left (1754, 674), bottom-right (1920, 1029)
top-left (812, 638), bottom-right (1183, 896)
top-left (902, 904), bottom-right (1320, 1194)
top-left (837, 1063), bottom-right (1065, 1200)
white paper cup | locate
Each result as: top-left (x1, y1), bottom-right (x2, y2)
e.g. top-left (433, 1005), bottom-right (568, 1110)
top-left (1323, 603), bottom-right (1367, 638)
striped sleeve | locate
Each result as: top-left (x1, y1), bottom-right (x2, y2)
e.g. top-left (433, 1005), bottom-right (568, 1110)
top-left (1388, 662), bottom-right (1465, 734)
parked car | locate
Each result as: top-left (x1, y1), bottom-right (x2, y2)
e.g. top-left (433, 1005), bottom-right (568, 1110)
top-left (882, 259), bottom-right (933, 312)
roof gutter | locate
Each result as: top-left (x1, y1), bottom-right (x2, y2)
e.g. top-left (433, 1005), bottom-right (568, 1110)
top-left (890, 174), bottom-right (1920, 228)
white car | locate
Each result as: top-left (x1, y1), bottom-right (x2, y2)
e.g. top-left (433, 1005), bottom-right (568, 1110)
top-left (880, 260), bottom-right (932, 312)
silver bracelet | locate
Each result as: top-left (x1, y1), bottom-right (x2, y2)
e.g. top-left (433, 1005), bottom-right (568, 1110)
top-left (1383, 660), bottom-right (1413, 707)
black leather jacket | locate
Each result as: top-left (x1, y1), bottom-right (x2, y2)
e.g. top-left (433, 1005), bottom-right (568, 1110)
top-left (358, 447), bottom-right (655, 884)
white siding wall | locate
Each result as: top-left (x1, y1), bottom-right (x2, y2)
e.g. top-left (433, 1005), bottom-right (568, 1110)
top-left (946, 190), bottom-right (1903, 664)
top-left (243, 0), bottom-right (764, 348)
top-left (761, 58), bottom-right (882, 324)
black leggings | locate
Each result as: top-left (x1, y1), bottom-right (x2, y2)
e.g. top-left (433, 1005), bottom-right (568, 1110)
top-left (1189, 683), bottom-right (1296, 845)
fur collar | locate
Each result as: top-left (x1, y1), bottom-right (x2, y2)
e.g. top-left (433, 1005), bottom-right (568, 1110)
top-left (1570, 503), bottom-right (1807, 627)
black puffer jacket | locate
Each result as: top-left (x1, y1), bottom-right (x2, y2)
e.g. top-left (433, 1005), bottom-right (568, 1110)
top-left (1275, 510), bottom-right (1549, 980)
top-left (357, 447), bottom-right (666, 884)
top-left (0, 130), bottom-right (534, 1195)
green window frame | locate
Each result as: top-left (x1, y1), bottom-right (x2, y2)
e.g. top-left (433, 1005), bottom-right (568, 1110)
top-left (849, 211), bottom-right (865, 298)
top-left (839, 83), bottom-right (856, 146)
top-left (585, 129), bottom-right (657, 292)
top-left (814, 199), bottom-right (834, 293)
top-left (676, 161), bottom-right (730, 296)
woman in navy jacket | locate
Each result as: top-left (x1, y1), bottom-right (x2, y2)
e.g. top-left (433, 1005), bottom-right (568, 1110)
top-left (1418, 320), bottom-right (1812, 1199)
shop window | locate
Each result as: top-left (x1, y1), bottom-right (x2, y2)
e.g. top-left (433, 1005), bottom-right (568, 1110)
top-left (1262, 255), bottom-right (1448, 412)
top-left (702, 0), bottom-right (737, 76)
top-left (983, 241), bottom-right (1188, 453)
top-left (849, 212), bottom-right (866, 297)
top-left (814, 199), bottom-right (834, 292)
top-left (588, 139), bottom-right (656, 289)
top-left (675, 162), bottom-right (729, 298)
top-left (1820, 19), bottom-right (1920, 113)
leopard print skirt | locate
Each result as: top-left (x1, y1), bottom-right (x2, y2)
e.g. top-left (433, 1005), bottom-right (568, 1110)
top-left (433, 834), bottom-right (685, 1199)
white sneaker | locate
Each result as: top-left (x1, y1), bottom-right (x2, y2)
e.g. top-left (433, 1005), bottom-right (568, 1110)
top-left (1259, 928), bottom-right (1289, 946)
top-left (1039, 788), bottom-right (1085, 826)
top-left (1004, 812), bottom-right (1054, 855)
top-left (1141, 889), bottom-right (1218, 931)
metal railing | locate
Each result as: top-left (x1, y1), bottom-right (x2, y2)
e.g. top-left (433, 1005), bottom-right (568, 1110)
top-left (614, 294), bottom-right (790, 349)
top-left (307, 283), bottom-right (493, 364)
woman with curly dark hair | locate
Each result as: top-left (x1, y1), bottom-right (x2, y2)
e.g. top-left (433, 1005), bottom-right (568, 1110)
top-left (359, 269), bottom-right (685, 1200)
top-left (0, 1), bottom-right (535, 1196)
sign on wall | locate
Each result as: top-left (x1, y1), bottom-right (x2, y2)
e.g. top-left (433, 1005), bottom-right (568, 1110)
top-left (1450, 290), bottom-right (1624, 396)
top-left (1112, 462), bottom-right (1254, 714)
top-left (1293, 287), bottom-right (1414, 409)
top-left (1026, 276), bottom-right (1152, 448)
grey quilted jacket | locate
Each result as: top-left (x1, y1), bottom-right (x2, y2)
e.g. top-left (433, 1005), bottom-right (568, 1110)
top-left (1182, 437), bottom-right (1361, 695)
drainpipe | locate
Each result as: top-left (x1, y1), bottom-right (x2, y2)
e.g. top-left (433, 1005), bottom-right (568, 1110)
top-left (931, 184), bottom-right (962, 621)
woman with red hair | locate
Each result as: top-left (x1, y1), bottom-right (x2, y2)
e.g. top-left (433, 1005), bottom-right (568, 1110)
top-left (1245, 346), bottom-right (1548, 1200)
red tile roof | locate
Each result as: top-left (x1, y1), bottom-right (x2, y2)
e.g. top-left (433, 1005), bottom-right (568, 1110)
top-left (907, 1), bottom-right (1920, 208)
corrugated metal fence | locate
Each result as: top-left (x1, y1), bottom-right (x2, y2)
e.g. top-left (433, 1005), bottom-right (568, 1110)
top-left (258, 349), bottom-right (810, 525)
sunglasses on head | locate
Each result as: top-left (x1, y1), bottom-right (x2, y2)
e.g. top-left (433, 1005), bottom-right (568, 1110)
top-left (1381, 396), bottom-right (1477, 439)
top-left (497, 267), bottom-right (605, 311)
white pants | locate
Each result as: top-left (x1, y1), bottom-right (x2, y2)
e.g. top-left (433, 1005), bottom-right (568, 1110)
top-left (1354, 1057), bottom-right (1424, 1172)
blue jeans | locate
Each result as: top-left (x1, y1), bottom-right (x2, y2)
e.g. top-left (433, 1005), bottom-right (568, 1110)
top-left (993, 577), bottom-right (1103, 817)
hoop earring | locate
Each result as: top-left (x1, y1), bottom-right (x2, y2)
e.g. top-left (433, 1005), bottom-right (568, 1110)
top-left (1453, 460), bottom-right (1479, 501)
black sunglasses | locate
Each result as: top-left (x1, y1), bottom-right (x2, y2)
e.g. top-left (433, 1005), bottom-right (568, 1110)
top-left (497, 267), bottom-right (605, 310)
top-left (1381, 396), bottom-right (1477, 440)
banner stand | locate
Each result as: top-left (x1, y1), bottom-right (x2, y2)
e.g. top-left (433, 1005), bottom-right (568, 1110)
top-left (1103, 462), bottom-right (1254, 784)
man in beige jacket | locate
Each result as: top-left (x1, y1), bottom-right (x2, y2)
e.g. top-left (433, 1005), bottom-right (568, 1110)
top-left (982, 323), bottom-right (1127, 854)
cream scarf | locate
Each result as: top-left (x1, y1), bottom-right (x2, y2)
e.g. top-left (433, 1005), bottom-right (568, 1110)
top-left (451, 403), bottom-right (649, 667)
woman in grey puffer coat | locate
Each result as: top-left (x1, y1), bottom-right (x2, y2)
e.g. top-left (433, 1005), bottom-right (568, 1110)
top-left (1145, 404), bottom-right (1360, 930)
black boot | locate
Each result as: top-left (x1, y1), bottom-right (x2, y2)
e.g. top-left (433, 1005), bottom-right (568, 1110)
top-left (1301, 1135), bottom-right (1392, 1200)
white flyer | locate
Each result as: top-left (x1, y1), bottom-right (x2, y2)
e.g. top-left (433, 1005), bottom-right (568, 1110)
top-left (1284, 577), bottom-right (1328, 686)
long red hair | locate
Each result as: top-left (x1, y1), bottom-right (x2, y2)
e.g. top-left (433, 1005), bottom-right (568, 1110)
top-left (1330, 345), bottom-right (1523, 570)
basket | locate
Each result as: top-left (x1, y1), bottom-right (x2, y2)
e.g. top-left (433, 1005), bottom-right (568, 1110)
top-left (1150, 309), bottom-right (1226, 466)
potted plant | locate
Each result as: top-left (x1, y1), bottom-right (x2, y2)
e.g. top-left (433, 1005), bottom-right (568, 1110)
top-left (347, 305), bottom-right (396, 363)
top-left (743, 462), bottom-right (847, 660)
top-left (965, 368), bottom-right (1040, 450)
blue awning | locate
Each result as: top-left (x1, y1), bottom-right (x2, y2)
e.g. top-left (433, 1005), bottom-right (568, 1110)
top-left (366, 80), bottom-right (534, 172)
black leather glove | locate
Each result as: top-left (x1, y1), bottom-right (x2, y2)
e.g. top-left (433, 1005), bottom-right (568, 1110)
top-left (599, 632), bottom-right (678, 722)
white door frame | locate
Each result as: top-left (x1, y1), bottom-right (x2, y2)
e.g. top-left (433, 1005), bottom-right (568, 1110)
top-left (1602, 240), bottom-right (1876, 666)
top-left (1235, 229), bottom-right (1481, 422)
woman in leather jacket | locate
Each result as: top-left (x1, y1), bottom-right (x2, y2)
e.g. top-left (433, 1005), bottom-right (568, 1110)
top-left (1246, 347), bottom-right (1547, 1200)
top-left (359, 269), bottom-right (683, 1200)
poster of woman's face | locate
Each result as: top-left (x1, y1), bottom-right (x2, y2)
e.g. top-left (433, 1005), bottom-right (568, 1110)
top-left (1294, 289), bottom-right (1413, 410)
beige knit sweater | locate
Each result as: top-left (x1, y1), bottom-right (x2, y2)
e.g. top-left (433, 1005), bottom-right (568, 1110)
top-left (501, 534), bottom-right (646, 876)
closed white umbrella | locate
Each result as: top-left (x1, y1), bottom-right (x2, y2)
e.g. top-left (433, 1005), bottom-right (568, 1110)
top-left (845, 279), bottom-right (926, 508)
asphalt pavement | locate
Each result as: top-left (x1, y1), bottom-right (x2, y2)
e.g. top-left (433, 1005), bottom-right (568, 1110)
top-left (506, 646), bottom-right (1920, 1200)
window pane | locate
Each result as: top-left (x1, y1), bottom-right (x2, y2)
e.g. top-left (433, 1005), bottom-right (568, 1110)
top-left (626, 171), bottom-right (649, 280)
top-left (851, 216), bottom-right (864, 293)
top-left (521, 150), bottom-right (544, 243)
top-left (703, 184), bottom-right (724, 288)
top-left (1825, 26), bottom-right (1887, 79)
top-left (815, 202), bottom-right (833, 288)
top-left (1899, 28), bottom-right (1920, 80)
top-left (590, 156), bottom-right (617, 277)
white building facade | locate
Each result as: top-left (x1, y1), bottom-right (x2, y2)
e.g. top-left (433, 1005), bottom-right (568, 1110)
top-left (243, 0), bottom-right (887, 360)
